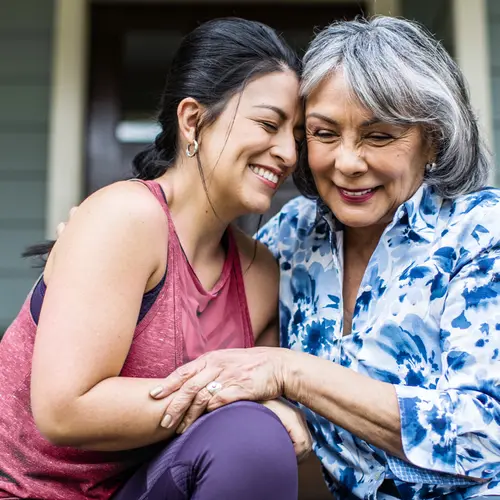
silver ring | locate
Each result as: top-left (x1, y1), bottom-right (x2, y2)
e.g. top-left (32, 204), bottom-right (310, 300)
top-left (206, 381), bottom-right (222, 395)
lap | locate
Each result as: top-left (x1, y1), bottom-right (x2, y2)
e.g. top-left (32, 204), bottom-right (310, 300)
top-left (114, 401), bottom-right (298, 500)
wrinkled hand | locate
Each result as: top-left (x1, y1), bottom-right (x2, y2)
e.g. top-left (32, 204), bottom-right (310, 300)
top-left (149, 347), bottom-right (287, 432)
top-left (261, 399), bottom-right (312, 463)
top-left (56, 206), bottom-right (78, 238)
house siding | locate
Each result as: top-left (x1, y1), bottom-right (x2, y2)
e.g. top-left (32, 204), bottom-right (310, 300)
top-left (0, 0), bottom-right (54, 334)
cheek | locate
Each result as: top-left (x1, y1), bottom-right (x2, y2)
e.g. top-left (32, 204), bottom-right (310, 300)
top-left (236, 127), bottom-right (271, 156)
top-left (382, 162), bottom-right (424, 188)
top-left (307, 143), bottom-right (331, 175)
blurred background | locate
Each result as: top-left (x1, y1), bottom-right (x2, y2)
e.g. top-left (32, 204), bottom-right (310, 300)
top-left (0, 1), bottom-right (497, 497)
top-left (0, 0), bottom-right (497, 339)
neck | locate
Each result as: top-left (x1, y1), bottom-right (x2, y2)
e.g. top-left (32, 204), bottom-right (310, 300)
top-left (344, 224), bottom-right (386, 263)
top-left (156, 161), bottom-right (233, 264)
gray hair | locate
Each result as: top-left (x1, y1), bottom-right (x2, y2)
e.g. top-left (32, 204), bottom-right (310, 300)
top-left (297, 16), bottom-right (491, 199)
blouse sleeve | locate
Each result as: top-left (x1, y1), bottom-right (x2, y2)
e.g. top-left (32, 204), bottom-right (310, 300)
top-left (254, 213), bottom-right (282, 260)
top-left (395, 245), bottom-right (500, 480)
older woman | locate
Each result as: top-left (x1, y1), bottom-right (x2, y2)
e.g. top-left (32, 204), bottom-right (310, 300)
top-left (151, 16), bottom-right (500, 499)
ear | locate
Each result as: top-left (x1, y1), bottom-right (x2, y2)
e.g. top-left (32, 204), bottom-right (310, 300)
top-left (177, 98), bottom-right (203, 145)
top-left (422, 126), bottom-right (437, 164)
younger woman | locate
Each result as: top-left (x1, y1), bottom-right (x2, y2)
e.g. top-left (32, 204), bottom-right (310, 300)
top-left (0, 18), bottom-right (307, 500)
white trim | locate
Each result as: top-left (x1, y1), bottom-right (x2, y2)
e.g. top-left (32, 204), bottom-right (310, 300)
top-left (46, 0), bottom-right (88, 238)
top-left (452, 0), bottom-right (494, 176)
top-left (45, 0), bottom-right (399, 232)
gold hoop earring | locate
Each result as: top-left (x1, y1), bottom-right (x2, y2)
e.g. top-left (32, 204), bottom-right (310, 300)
top-left (186, 139), bottom-right (199, 158)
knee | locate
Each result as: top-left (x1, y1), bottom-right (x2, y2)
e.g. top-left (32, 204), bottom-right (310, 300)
top-left (214, 402), bottom-right (295, 459)
top-left (191, 401), bottom-right (297, 470)
top-left (179, 402), bottom-right (298, 499)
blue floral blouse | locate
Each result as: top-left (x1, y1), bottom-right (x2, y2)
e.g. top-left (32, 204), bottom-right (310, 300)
top-left (256, 184), bottom-right (500, 499)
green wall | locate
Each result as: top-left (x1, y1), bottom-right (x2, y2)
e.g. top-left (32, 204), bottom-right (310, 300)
top-left (0, 0), bottom-right (54, 334)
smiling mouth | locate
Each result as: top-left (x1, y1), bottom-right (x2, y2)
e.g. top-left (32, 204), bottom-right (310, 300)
top-left (249, 165), bottom-right (280, 185)
top-left (339, 188), bottom-right (376, 197)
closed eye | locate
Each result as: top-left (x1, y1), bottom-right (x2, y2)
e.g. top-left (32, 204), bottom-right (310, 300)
top-left (261, 121), bottom-right (278, 132)
top-left (366, 133), bottom-right (394, 141)
top-left (310, 129), bottom-right (339, 141)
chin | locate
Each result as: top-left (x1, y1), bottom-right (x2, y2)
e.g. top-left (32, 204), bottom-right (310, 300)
top-left (339, 218), bottom-right (376, 229)
top-left (242, 193), bottom-right (273, 216)
top-left (333, 208), bottom-right (383, 229)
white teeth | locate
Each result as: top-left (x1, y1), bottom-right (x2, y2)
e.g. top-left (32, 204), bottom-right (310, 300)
top-left (341, 188), bottom-right (373, 197)
top-left (250, 165), bottom-right (280, 184)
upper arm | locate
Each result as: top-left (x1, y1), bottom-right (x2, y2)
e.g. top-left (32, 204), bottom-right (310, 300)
top-left (233, 227), bottom-right (280, 345)
top-left (394, 244), bottom-right (500, 478)
top-left (440, 245), bottom-right (500, 378)
top-left (437, 199), bottom-right (500, 389)
top-left (32, 182), bottom-right (167, 425)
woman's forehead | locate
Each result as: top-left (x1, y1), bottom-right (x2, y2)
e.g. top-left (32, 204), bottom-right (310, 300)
top-left (305, 73), bottom-right (375, 121)
top-left (243, 71), bottom-right (300, 102)
top-left (236, 71), bottom-right (303, 121)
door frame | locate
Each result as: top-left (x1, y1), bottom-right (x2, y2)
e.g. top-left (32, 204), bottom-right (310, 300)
top-left (85, 2), bottom-right (366, 195)
top-left (55, 0), bottom-right (500, 237)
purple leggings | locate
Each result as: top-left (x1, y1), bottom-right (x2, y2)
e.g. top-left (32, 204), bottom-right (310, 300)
top-left (113, 401), bottom-right (298, 500)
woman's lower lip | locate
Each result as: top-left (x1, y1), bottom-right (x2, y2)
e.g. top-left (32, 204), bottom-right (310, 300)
top-left (338, 187), bottom-right (376, 203)
top-left (250, 169), bottom-right (279, 190)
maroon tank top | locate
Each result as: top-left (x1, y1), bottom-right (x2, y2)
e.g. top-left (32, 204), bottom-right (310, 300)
top-left (0, 180), bottom-right (254, 499)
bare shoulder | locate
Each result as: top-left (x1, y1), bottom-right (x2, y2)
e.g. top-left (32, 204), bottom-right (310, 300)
top-left (46, 180), bottom-right (168, 284)
top-left (60, 180), bottom-right (166, 242)
top-left (232, 225), bottom-right (279, 338)
top-left (80, 180), bottom-right (166, 224)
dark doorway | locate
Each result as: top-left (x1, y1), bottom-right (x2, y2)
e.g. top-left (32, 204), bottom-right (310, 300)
top-left (87, 4), bottom-right (366, 497)
top-left (87, 2), bottom-right (365, 234)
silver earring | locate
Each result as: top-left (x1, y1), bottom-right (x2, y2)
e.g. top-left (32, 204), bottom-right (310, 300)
top-left (425, 162), bottom-right (436, 173)
top-left (186, 139), bottom-right (199, 158)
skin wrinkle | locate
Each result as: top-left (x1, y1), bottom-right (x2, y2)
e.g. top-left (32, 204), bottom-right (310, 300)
top-left (300, 18), bottom-right (490, 198)
top-left (305, 72), bottom-right (435, 233)
top-left (153, 18), bottom-right (498, 499)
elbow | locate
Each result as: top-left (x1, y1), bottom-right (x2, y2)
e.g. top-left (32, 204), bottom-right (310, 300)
top-left (32, 399), bottom-right (84, 448)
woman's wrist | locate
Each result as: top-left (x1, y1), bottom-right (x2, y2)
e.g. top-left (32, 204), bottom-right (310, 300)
top-left (274, 348), bottom-right (304, 401)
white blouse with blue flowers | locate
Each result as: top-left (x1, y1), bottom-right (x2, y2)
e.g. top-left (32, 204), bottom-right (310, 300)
top-left (256, 184), bottom-right (500, 499)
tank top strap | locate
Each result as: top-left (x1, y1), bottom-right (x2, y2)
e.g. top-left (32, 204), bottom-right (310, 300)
top-left (130, 179), bottom-right (178, 240)
top-left (130, 179), bottom-right (169, 215)
top-left (128, 179), bottom-right (181, 345)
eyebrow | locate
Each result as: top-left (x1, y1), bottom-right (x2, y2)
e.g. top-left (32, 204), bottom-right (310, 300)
top-left (253, 104), bottom-right (288, 121)
top-left (306, 112), bottom-right (381, 127)
top-left (361, 118), bottom-right (382, 127)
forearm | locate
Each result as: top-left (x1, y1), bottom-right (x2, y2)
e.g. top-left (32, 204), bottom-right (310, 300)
top-left (41, 376), bottom-right (176, 451)
top-left (280, 349), bottom-right (404, 459)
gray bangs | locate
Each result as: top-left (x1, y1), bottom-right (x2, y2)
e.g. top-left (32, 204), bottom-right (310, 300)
top-left (300, 17), bottom-right (490, 198)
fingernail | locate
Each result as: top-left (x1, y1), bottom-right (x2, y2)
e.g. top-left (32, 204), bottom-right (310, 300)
top-left (150, 386), bottom-right (163, 397)
top-left (160, 414), bottom-right (172, 428)
top-left (176, 423), bottom-right (186, 434)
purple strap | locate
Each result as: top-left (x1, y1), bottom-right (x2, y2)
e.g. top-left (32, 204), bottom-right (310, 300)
top-left (30, 274), bottom-right (165, 325)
